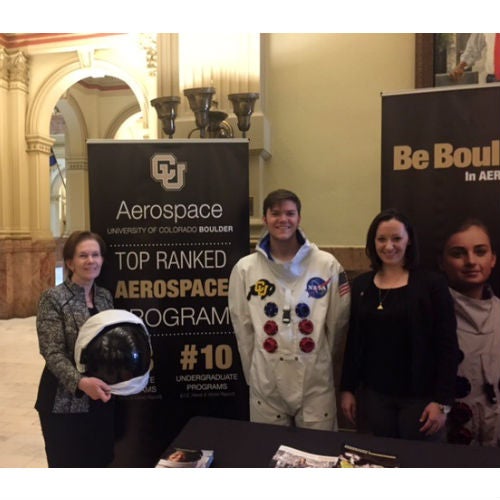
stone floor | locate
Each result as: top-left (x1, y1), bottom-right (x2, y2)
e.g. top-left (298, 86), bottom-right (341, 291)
top-left (0, 316), bottom-right (47, 467)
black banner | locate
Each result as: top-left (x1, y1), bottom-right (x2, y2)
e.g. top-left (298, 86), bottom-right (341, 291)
top-left (381, 85), bottom-right (500, 293)
top-left (88, 139), bottom-right (250, 466)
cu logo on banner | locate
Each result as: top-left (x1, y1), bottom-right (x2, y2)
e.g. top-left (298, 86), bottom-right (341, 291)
top-left (150, 153), bottom-right (187, 191)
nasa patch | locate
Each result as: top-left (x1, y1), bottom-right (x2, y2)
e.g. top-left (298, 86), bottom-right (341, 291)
top-left (306, 277), bottom-right (331, 299)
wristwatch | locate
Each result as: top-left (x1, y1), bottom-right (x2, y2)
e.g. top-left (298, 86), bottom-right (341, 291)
top-left (438, 404), bottom-right (451, 415)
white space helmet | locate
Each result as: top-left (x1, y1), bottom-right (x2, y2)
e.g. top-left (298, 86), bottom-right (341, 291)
top-left (74, 309), bottom-right (153, 396)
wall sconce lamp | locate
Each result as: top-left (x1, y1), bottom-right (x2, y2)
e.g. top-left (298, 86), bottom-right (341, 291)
top-left (183, 87), bottom-right (215, 138)
top-left (150, 96), bottom-right (181, 138)
top-left (227, 92), bottom-right (260, 138)
top-left (151, 88), bottom-right (259, 139)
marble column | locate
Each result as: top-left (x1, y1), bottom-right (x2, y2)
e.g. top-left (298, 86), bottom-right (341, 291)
top-left (0, 49), bottom-right (55, 318)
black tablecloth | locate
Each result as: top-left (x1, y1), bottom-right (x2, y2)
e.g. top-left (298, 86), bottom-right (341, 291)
top-left (167, 416), bottom-right (500, 467)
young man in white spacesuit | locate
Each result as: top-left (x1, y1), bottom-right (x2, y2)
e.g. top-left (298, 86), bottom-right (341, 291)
top-left (228, 189), bottom-right (351, 430)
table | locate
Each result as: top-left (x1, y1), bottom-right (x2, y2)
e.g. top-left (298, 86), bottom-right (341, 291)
top-left (167, 415), bottom-right (500, 467)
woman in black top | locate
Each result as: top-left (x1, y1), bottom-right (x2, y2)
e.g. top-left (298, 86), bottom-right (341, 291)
top-left (340, 209), bottom-right (459, 441)
top-left (35, 230), bottom-right (115, 467)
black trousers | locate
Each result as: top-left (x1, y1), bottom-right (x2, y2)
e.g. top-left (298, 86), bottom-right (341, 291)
top-left (38, 400), bottom-right (115, 468)
top-left (362, 387), bottom-right (444, 442)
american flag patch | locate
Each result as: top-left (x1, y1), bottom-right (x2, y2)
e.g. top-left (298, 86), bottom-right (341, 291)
top-left (338, 271), bottom-right (351, 297)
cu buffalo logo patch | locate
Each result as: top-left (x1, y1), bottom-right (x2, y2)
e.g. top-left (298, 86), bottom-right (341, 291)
top-left (247, 279), bottom-right (276, 300)
top-left (306, 277), bottom-right (331, 299)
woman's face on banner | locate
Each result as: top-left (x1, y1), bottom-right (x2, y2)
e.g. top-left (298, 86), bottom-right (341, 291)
top-left (374, 218), bottom-right (410, 268)
top-left (441, 225), bottom-right (496, 296)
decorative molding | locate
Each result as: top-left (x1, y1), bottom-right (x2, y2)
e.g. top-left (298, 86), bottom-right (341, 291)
top-left (7, 50), bottom-right (29, 87)
top-left (77, 48), bottom-right (94, 69)
top-left (66, 158), bottom-right (88, 171)
top-left (0, 229), bottom-right (31, 240)
top-left (25, 134), bottom-right (54, 154)
top-left (0, 33), bottom-right (123, 51)
top-left (26, 58), bottom-right (151, 139)
top-left (139, 33), bottom-right (157, 77)
top-left (0, 48), bottom-right (7, 81)
top-left (8, 80), bottom-right (28, 92)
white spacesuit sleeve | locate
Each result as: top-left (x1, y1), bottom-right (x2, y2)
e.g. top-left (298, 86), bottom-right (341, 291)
top-left (228, 262), bottom-right (254, 384)
top-left (326, 265), bottom-right (351, 380)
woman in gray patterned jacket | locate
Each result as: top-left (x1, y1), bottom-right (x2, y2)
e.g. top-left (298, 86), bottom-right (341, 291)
top-left (35, 230), bottom-right (114, 467)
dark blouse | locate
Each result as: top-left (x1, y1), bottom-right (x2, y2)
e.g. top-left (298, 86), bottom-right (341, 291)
top-left (359, 282), bottom-right (412, 396)
top-left (340, 269), bottom-right (459, 405)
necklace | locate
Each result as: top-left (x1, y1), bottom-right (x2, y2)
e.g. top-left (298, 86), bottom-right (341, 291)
top-left (377, 287), bottom-right (391, 310)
